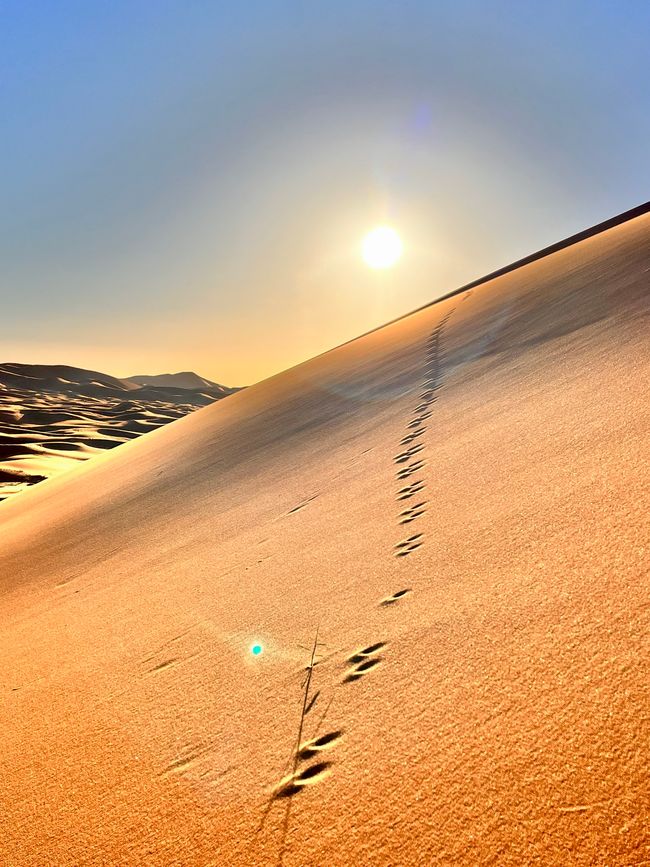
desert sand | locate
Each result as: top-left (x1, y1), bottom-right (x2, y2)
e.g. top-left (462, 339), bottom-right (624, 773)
top-left (0, 365), bottom-right (235, 502)
top-left (1, 212), bottom-right (649, 865)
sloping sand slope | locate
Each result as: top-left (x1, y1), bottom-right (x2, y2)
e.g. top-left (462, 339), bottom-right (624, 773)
top-left (1, 214), bottom-right (649, 866)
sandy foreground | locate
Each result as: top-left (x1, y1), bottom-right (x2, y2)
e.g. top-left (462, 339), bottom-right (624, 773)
top-left (1, 214), bottom-right (649, 865)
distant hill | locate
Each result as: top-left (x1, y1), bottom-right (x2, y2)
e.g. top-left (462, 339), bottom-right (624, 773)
top-left (0, 362), bottom-right (139, 393)
top-left (127, 371), bottom-right (232, 393)
top-left (0, 361), bottom-right (240, 502)
top-left (0, 363), bottom-right (239, 402)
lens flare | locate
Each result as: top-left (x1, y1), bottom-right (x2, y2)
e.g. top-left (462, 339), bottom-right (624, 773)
top-left (251, 643), bottom-right (263, 656)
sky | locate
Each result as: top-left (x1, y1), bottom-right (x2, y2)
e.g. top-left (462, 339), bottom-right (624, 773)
top-left (2, 1), bottom-right (649, 386)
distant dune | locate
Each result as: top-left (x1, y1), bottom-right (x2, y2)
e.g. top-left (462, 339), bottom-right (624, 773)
top-left (127, 371), bottom-right (232, 392)
top-left (0, 361), bottom-right (140, 393)
top-left (0, 364), bottom-right (238, 501)
top-left (1, 210), bottom-right (648, 865)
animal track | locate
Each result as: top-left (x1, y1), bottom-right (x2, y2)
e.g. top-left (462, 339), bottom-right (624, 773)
top-left (380, 588), bottom-right (412, 605)
top-left (394, 443), bottom-right (424, 464)
top-left (396, 460), bottom-right (425, 480)
top-left (394, 534), bottom-right (423, 557)
top-left (344, 642), bottom-right (385, 681)
top-left (344, 657), bottom-right (382, 682)
top-left (397, 480), bottom-right (426, 500)
top-left (271, 729), bottom-right (343, 800)
top-left (406, 415), bottom-right (430, 429)
top-left (297, 730), bottom-right (344, 760)
top-left (347, 641), bottom-right (386, 664)
top-left (269, 629), bottom-right (342, 811)
top-left (273, 761), bottom-right (333, 799)
top-left (269, 307), bottom-right (460, 843)
top-left (399, 501), bottom-right (427, 524)
top-left (392, 308), bottom-right (456, 562)
top-left (400, 427), bottom-right (426, 446)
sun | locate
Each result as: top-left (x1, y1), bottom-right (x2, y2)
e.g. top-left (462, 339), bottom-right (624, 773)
top-left (362, 226), bottom-right (403, 269)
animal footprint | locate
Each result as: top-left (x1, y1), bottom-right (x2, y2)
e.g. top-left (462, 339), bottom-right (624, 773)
top-left (344, 658), bottom-right (382, 682)
top-left (394, 534), bottom-right (423, 557)
top-left (400, 428), bottom-right (425, 446)
top-left (347, 641), bottom-right (386, 664)
top-left (396, 460), bottom-right (425, 480)
top-left (344, 642), bottom-right (385, 682)
top-left (297, 730), bottom-right (344, 761)
top-left (397, 480), bottom-right (425, 500)
top-left (407, 415), bottom-right (430, 430)
top-left (273, 761), bottom-right (333, 799)
top-left (399, 501), bottom-right (426, 524)
top-left (394, 443), bottom-right (424, 464)
top-left (380, 588), bottom-right (412, 606)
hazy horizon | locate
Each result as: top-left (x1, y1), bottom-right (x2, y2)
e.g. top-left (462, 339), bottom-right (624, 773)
top-left (3, 1), bottom-right (649, 385)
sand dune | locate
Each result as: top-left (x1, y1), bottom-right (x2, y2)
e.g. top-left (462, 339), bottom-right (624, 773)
top-left (127, 371), bottom-right (232, 392)
top-left (1, 213), bottom-right (649, 865)
top-left (0, 365), bottom-right (237, 501)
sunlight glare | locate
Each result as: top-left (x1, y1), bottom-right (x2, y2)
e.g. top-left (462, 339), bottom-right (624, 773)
top-left (362, 226), bottom-right (403, 269)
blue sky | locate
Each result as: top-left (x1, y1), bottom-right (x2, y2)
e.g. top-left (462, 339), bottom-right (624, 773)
top-left (2, 1), bottom-right (648, 384)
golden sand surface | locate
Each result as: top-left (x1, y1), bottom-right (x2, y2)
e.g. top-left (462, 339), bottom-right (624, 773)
top-left (1, 214), bottom-right (648, 865)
